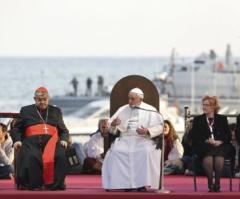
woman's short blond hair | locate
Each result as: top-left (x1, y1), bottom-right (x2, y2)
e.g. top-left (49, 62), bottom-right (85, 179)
top-left (202, 95), bottom-right (220, 113)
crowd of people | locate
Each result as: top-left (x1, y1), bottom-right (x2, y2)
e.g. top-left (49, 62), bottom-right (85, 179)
top-left (1, 86), bottom-right (240, 193)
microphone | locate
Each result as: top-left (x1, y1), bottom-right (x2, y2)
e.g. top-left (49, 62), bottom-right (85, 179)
top-left (132, 105), bottom-right (164, 149)
top-left (133, 105), bottom-right (160, 114)
top-left (131, 104), bottom-right (167, 191)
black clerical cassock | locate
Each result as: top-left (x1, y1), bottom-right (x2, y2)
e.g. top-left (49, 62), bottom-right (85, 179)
top-left (11, 104), bottom-right (69, 190)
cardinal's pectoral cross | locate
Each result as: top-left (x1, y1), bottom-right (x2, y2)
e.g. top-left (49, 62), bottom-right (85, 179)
top-left (43, 124), bottom-right (49, 134)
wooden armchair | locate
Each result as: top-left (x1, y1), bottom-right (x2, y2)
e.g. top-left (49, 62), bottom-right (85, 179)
top-left (104, 75), bottom-right (160, 154)
top-left (0, 112), bottom-right (74, 188)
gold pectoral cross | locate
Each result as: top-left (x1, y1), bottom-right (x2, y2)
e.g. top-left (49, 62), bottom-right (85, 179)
top-left (43, 124), bottom-right (49, 134)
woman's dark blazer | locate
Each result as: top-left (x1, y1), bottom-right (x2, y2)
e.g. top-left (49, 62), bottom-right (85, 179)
top-left (191, 113), bottom-right (231, 158)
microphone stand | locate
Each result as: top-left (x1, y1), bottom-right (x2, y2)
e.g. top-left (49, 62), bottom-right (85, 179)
top-left (156, 132), bottom-right (170, 193)
top-left (134, 106), bottom-right (170, 193)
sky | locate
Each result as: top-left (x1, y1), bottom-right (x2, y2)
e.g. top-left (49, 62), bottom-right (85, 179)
top-left (0, 0), bottom-right (240, 57)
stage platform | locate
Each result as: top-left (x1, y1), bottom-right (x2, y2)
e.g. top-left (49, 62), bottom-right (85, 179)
top-left (1, 175), bottom-right (240, 199)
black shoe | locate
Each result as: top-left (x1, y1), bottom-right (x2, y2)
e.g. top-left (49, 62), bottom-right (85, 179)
top-left (137, 187), bottom-right (147, 192)
top-left (58, 184), bottom-right (66, 190)
top-left (214, 184), bottom-right (220, 192)
top-left (45, 184), bottom-right (66, 191)
top-left (208, 184), bottom-right (215, 192)
top-left (124, 189), bottom-right (135, 192)
top-left (17, 185), bottom-right (28, 190)
top-left (17, 184), bottom-right (42, 191)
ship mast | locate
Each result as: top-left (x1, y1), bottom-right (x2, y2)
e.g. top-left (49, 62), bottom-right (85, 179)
top-left (209, 49), bottom-right (217, 96)
top-left (170, 48), bottom-right (180, 112)
top-left (225, 44), bottom-right (232, 68)
top-left (190, 61), bottom-right (195, 112)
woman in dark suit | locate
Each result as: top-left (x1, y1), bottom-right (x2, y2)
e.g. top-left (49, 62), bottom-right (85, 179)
top-left (191, 96), bottom-right (232, 192)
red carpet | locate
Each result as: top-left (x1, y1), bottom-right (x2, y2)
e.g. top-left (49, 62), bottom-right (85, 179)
top-left (0, 175), bottom-right (240, 199)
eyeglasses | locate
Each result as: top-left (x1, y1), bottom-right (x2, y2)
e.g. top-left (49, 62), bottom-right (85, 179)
top-left (128, 97), bottom-right (136, 100)
top-left (202, 103), bottom-right (211, 107)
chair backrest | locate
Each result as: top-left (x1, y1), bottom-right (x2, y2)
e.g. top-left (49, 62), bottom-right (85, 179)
top-left (104, 75), bottom-right (160, 154)
top-left (110, 75), bottom-right (159, 116)
top-left (0, 112), bottom-right (19, 119)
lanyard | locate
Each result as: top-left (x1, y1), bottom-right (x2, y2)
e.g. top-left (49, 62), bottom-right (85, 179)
top-left (207, 117), bottom-right (214, 138)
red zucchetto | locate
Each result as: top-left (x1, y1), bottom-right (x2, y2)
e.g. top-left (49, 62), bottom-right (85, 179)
top-left (34, 87), bottom-right (49, 98)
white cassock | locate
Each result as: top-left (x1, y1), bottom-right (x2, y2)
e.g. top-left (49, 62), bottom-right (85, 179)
top-left (102, 102), bottom-right (163, 189)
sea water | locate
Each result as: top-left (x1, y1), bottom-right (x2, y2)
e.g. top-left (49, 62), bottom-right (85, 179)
top-left (0, 56), bottom-right (166, 112)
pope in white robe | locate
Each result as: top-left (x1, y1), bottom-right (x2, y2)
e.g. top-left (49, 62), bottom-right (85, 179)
top-left (102, 88), bottom-right (163, 191)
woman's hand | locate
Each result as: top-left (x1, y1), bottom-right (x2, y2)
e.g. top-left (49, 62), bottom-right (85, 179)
top-left (213, 140), bottom-right (223, 147)
top-left (206, 138), bottom-right (223, 147)
top-left (206, 138), bottom-right (215, 145)
top-left (164, 160), bottom-right (172, 166)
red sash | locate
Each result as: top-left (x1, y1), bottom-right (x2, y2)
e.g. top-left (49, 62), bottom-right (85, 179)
top-left (25, 124), bottom-right (58, 185)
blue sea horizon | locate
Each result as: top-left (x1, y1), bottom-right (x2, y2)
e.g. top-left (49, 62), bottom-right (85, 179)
top-left (0, 56), bottom-right (168, 112)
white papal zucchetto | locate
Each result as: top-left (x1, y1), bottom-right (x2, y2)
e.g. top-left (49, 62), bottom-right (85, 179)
top-left (129, 87), bottom-right (144, 99)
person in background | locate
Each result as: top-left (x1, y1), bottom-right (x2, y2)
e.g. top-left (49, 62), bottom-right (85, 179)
top-left (191, 96), bottom-right (232, 192)
top-left (84, 119), bottom-right (109, 172)
top-left (11, 87), bottom-right (69, 190)
top-left (0, 123), bottom-right (14, 179)
top-left (86, 77), bottom-right (93, 96)
top-left (181, 119), bottom-right (194, 175)
top-left (227, 123), bottom-right (239, 177)
top-left (235, 114), bottom-right (240, 177)
top-left (163, 120), bottom-right (184, 175)
top-left (70, 141), bottom-right (86, 171)
top-left (97, 75), bottom-right (104, 96)
top-left (70, 77), bottom-right (79, 96)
